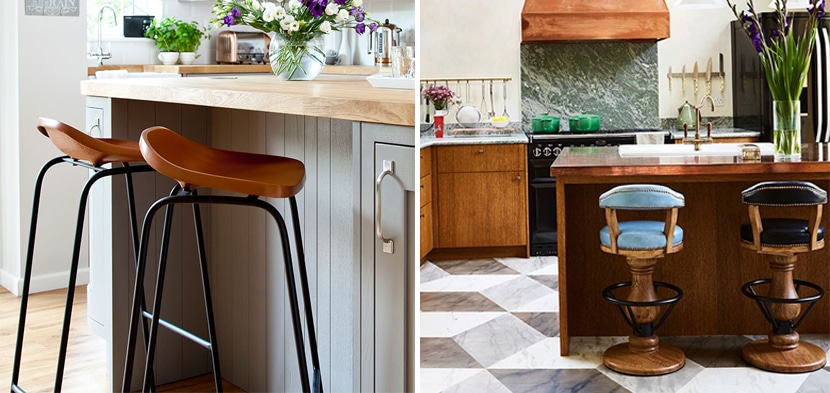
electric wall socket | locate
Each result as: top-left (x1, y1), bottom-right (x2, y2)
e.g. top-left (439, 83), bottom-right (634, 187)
top-left (714, 96), bottom-right (726, 107)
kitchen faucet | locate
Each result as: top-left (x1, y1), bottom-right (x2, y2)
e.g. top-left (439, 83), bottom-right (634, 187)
top-left (89, 5), bottom-right (117, 66)
top-left (683, 94), bottom-right (716, 151)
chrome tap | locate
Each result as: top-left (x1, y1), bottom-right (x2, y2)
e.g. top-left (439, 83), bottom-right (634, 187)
top-left (684, 94), bottom-right (716, 151)
top-left (89, 5), bottom-right (117, 66)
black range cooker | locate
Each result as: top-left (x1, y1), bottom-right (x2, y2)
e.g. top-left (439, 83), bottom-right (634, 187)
top-left (526, 129), bottom-right (671, 256)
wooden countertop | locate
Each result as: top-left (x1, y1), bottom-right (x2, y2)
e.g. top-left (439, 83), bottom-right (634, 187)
top-left (88, 64), bottom-right (389, 76)
top-left (80, 74), bottom-right (415, 126)
top-left (551, 143), bottom-right (830, 179)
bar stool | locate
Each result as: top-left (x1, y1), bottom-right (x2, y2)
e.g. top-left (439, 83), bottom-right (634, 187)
top-left (598, 184), bottom-right (686, 376)
top-left (739, 181), bottom-right (827, 373)
top-left (11, 117), bottom-right (156, 393)
top-left (122, 126), bottom-right (322, 393)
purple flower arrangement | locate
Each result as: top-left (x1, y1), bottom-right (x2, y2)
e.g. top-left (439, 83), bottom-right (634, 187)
top-left (422, 85), bottom-right (456, 111)
top-left (210, 0), bottom-right (378, 79)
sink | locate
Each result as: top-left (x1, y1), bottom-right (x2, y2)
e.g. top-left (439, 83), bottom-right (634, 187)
top-left (619, 143), bottom-right (774, 157)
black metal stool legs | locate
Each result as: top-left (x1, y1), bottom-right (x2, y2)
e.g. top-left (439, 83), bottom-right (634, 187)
top-left (124, 191), bottom-right (316, 392)
top-left (11, 158), bottom-right (154, 393)
top-left (289, 197), bottom-right (323, 393)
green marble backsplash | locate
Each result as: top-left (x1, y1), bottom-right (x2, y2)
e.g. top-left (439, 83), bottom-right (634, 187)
top-left (521, 43), bottom-right (660, 131)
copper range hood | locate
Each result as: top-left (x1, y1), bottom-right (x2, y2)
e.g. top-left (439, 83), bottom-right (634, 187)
top-left (521, 0), bottom-right (670, 43)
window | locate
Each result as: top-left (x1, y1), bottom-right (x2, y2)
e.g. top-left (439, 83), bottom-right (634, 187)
top-left (87, 0), bottom-right (163, 39)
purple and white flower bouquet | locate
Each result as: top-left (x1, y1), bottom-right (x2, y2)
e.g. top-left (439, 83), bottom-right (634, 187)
top-left (211, 0), bottom-right (378, 79)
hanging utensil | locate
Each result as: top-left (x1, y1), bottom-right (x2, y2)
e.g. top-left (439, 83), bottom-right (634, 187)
top-left (479, 81), bottom-right (488, 120)
top-left (681, 65), bottom-right (687, 95)
top-left (719, 53), bottom-right (725, 94)
top-left (488, 80), bottom-right (496, 119)
top-left (705, 57), bottom-right (712, 95)
top-left (456, 80), bottom-right (480, 128)
top-left (501, 80), bottom-right (510, 120)
top-left (667, 66), bottom-right (673, 92)
top-left (693, 61), bottom-right (699, 97)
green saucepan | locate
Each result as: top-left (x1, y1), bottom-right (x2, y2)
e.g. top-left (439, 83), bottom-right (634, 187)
top-left (568, 114), bottom-right (602, 132)
top-left (531, 115), bottom-right (560, 133)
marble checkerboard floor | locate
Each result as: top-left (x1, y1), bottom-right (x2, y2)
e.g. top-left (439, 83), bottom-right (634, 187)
top-left (419, 256), bottom-right (830, 393)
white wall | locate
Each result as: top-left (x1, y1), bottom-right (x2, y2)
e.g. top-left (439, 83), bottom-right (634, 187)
top-left (0, 0), bottom-right (21, 291)
top-left (1, 1), bottom-right (90, 295)
top-left (419, 0), bottom-right (778, 124)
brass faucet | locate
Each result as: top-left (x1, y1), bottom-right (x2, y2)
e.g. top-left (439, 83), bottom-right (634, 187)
top-left (683, 94), bottom-right (715, 151)
top-left (89, 6), bottom-right (117, 66)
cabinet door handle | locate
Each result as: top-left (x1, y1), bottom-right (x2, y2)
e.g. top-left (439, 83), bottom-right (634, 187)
top-left (420, 214), bottom-right (425, 218)
top-left (515, 175), bottom-right (522, 181)
top-left (375, 160), bottom-right (395, 254)
top-left (477, 149), bottom-right (485, 154)
top-left (88, 117), bottom-right (101, 136)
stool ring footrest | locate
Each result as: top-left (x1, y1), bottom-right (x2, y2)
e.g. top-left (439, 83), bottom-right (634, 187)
top-left (603, 281), bottom-right (684, 337)
top-left (741, 278), bottom-right (824, 334)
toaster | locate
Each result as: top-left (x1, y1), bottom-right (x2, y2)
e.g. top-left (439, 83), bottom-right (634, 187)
top-left (215, 31), bottom-right (271, 64)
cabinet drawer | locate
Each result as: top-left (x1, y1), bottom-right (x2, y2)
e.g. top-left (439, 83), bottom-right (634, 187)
top-left (437, 144), bottom-right (525, 173)
top-left (420, 203), bottom-right (433, 259)
top-left (420, 174), bottom-right (432, 207)
top-left (420, 147), bottom-right (432, 177)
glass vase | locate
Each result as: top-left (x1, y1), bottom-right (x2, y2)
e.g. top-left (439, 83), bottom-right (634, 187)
top-left (268, 33), bottom-right (325, 81)
top-left (772, 100), bottom-right (801, 162)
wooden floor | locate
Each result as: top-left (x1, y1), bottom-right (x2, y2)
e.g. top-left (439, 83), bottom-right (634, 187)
top-left (0, 285), bottom-right (243, 392)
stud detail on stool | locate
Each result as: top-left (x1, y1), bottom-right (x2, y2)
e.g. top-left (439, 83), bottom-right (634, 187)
top-left (739, 181), bottom-right (827, 373)
top-left (598, 184), bottom-right (687, 376)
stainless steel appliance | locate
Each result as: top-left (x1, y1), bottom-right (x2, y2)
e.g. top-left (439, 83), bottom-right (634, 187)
top-left (368, 19), bottom-right (401, 65)
top-left (215, 31), bottom-right (271, 64)
top-left (526, 129), bottom-right (669, 256)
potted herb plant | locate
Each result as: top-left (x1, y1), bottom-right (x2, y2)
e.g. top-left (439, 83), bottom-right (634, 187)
top-left (175, 20), bottom-right (210, 65)
top-left (145, 16), bottom-right (180, 65)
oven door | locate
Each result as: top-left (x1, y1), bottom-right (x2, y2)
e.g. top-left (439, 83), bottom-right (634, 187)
top-left (528, 158), bottom-right (558, 256)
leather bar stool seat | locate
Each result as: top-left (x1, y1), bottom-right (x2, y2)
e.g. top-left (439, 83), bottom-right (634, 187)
top-left (123, 126), bottom-right (321, 393)
top-left (739, 180), bottom-right (827, 373)
top-left (598, 184), bottom-right (686, 376)
top-left (12, 118), bottom-right (155, 393)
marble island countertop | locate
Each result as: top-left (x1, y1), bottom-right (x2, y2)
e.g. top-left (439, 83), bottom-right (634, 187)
top-left (80, 74), bottom-right (415, 126)
top-left (420, 123), bottom-right (528, 148)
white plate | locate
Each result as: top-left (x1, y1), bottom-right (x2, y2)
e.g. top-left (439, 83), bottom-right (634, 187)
top-left (366, 73), bottom-right (416, 90)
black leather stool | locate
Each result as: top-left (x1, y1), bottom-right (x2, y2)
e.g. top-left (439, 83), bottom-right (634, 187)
top-left (739, 181), bottom-right (827, 373)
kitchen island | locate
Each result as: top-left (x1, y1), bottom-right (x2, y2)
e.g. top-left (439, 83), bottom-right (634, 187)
top-left (80, 75), bottom-right (415, 392)
top-left (551, 144), bottom-right (830, 355)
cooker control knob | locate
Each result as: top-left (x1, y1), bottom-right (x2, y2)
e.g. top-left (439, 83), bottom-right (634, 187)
top-left (552, 146), bottom-right (562, 156)
top-left (543, 147), bottom-right (552, 157)
top-left (532, 147), bottom-right (542, 157)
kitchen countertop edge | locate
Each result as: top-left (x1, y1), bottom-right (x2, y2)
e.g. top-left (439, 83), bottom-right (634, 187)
top-left (420, 132), bottom-right (528, 148)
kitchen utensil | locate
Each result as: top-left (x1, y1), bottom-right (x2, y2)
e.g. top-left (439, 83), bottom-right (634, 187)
top-left (569, 114), bottom-right (601, 132)
top-left (693, 61), bottom-right (699, 97)
top-left (491, 116), bottom-right (510, 128)
top-left (488, 81), bottom-right (496, 119)
top-left (719, 53), bottom-right (725, 93)
top-left (456, 80), bottom-right (480, 127)
top-left (501, 80), bottom-right (510, 120)
top-left (681, 65), bottom-right (687, 94)
top-left (532, 115), bottom-right (560, 133)
top-left (667, 66), bottom-right (673, 91)
top-left (479, 81), bottom-right (488, 119)
top-left (676, 101), bottom-right (697, 130)
top-left (705, 57), bottom-right (712, 95)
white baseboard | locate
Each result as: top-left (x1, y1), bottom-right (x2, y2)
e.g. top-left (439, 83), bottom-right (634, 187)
top-left (0, 268), bottom-right (89, 296)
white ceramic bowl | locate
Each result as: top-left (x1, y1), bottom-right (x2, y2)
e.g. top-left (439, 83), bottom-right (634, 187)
top-left (491, 118), bottom-right (509, 128)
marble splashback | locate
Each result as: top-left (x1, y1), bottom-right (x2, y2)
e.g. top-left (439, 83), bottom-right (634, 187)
top-left (521, 43), bottom-right (659, 131)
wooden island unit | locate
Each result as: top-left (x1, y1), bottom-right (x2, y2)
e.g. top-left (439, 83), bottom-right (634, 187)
top-left (551, 144), bottom-right (830, 356)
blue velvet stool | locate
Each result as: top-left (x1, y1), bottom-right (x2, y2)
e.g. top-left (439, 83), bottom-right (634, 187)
top-left (599, 184), bottom-right (686, 376)
top-left (739, 181), bottom-right (827, 373)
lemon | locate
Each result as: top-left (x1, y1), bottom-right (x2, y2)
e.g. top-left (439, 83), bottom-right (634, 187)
top-left (491, 116), bottom-right (508, 122)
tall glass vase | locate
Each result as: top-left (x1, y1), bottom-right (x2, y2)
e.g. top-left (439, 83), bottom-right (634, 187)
top-left (268, 33), bottom-right (325, 81)
top-left (772, 100), bottom-right (801, 162)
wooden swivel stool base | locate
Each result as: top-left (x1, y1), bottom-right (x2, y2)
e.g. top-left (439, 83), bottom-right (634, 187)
top-left (739, 181), bottom-right (827, 373)
top-left (598, 184), bottom-right (687, 376)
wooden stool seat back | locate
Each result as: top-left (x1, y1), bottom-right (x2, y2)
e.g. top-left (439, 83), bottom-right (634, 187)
top-left (139, 126), bottom-right (306, 198)
top-left (36, 117), bottom-right (143, 166)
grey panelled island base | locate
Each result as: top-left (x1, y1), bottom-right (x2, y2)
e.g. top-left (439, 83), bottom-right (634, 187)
top-left (550, 144), bottom-right (830, 356)
top-left (80, 75), bottom-right (416, 392)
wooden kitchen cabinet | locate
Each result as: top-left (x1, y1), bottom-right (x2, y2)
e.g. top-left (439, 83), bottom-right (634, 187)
top-left (420, 148), bottom-right (433, 260)
top-left (434, 144), bottom-right (528, 250)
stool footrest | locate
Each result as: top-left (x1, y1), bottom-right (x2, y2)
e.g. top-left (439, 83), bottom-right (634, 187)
top-left (741, 279), bottom-right (825, 334)
top-left (11, 383), bottom-right (26, 393)
top-left (142, 310), bottom-right (212, 350)
top-left (603, 281), bottom-right (683, 336)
